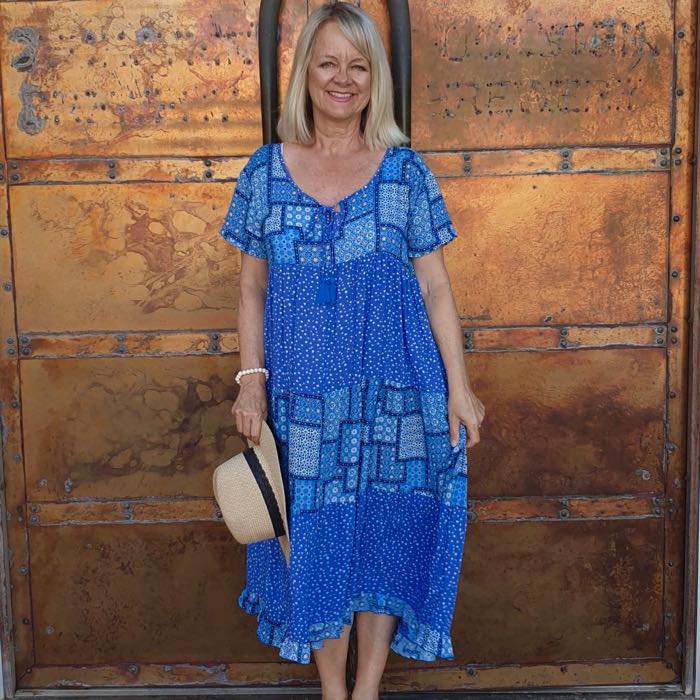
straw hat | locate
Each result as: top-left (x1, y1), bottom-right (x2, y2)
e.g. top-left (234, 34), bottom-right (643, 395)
top-left (213, 420), bottom-right (290, 566)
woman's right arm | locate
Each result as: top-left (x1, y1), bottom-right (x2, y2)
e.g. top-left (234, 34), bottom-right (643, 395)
top-left (231, 252), bottom-right (269, 445)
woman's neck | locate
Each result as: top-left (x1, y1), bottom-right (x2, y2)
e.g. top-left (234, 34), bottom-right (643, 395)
top-left (307, 113), bottom-right (367, 156)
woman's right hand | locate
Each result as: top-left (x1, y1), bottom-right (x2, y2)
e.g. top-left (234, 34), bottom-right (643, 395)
top-left (231, 373), bottom-right (268, 445)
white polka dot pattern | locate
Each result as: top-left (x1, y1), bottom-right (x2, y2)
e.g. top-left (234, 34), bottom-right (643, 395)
top-left (220, 142), bottom-right (469, 665)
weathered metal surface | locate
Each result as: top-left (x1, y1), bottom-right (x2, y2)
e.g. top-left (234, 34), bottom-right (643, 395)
top-left (22, 356), bottom-right (241, 501)
top-left (0, 0), bottom-right (693, 694)
top-left (28, 522), bottom-right (256, 664)
top-left (424, 147), bottom-right (668, 177)
top-left (0, 1), bottom-right (269, 157)
top-left (16, 323), bottom-right (662, 360)
top-left (449, 519), bottom-right (664, 665)
top-left (10, 169), bottom-right (667, 333)
top-left (409, 0), bottom-right (674, 151)
top-left (682, 0), bottom-right (700, 689)
top-left (465, 347), bottom-right (665, 497)
top-left (25, 493), bottom-right (662, 528)
top-left (664, 0), bottom-right (696, 680)
top-left (442, 171), bottom-right (668, 326)
top-left (11, 182), bottom-right (249, 332)
top-left (12, 155), bottom-right (248, 184)
top-left (0, 117), bottom-right (26, 689)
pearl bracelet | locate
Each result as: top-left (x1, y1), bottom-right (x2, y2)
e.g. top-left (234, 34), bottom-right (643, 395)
top-left (235, 367), bottom-right (269, 385)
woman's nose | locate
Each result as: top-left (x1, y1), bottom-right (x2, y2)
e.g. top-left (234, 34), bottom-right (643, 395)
top-left (333, 67), bottom-right (352, 83)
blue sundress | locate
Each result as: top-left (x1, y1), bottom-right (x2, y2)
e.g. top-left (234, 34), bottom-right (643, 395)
top-left (219, 141), bottom-right (468, 664)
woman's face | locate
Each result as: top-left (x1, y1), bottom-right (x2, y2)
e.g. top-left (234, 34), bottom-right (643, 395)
top-left (306, 21), bottom-right (372, 126)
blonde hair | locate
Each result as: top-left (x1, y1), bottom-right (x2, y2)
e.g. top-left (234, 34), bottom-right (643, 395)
top-left (276, 2), bottom-right (409, 150)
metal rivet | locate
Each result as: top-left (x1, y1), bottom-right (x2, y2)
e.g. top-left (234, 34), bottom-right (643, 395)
top-left (671, 270), bottom-right (679, 278)
top-left (678, 30), bottom-right (685, 38)
top-left (676, 88), bottom-right (684, 96)
top-left (673, 214), bottom-right (681, 222)
top-left (660, 159), bottom-right (668, 167)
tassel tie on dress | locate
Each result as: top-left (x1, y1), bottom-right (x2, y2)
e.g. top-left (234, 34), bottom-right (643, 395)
top-left (315, 205), bottom-right (343, 306)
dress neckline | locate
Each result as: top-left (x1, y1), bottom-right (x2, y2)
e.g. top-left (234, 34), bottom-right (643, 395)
top-left (277, 142), bottom-right (391, 211)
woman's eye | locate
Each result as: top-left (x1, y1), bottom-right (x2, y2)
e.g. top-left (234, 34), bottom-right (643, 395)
top-left (352, 64), bottom-right (367, 71)
top-left (320, 62), bottom-right (334, 68)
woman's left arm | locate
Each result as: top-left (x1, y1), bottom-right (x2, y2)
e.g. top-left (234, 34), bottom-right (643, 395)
top-left (412, 250), bottom-right (485, 448)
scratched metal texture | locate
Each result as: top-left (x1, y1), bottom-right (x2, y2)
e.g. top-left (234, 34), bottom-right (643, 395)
top-left (0, 0), bottom-right (692, 695)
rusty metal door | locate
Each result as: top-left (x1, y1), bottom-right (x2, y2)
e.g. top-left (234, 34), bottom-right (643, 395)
top-left (0, 0), bottom-right (696, 695)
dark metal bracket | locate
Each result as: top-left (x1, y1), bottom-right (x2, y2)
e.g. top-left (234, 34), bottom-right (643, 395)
top-left (258, 0), bottom-right (411, 144)
top-left (258, 0), bottom-right (282, 144)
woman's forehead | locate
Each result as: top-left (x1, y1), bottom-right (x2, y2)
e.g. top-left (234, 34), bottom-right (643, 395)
top-left (312, 23), bottom-right (366, 60)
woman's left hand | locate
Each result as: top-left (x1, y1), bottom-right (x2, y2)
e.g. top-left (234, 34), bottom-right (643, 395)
top-left (448, 385), bottom-right (485, 449)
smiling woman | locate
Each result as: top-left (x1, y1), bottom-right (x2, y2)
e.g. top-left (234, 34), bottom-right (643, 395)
top-left (219, 1), bottom-right (484, 697)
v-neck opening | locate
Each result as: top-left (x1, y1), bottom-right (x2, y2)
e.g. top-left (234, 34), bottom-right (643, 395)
top-left (278, 142), bottom-right (391, 211)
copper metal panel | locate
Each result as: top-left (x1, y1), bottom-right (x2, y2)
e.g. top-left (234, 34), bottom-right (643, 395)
top-left (28, 521), bottom-right (260, 665)
top-left (21, 356), bottom-right (242, 501)
top-left (442, 171), bottom-right (668, 326)
top-left (11, 182), bottom-right (246, 333)
top-left (25, 519), bottom-right (663, 676)
top-left (410, 0), bottom-right (674, 151)
top-left (19, 323), bottom-right (662, 360)
top-left (0, 1), bottom-right (305, 158)
top-left (464, 347), bottom-right (665, 497)
top-left (448, 518), bottom-right (664, 665)
top-left (24, 493), bottom-right (661, 528)
top-left (20, 659), bottom-right (677, 692)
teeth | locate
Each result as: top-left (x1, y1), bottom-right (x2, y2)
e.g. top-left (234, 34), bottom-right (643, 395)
top-left (328, 91), bottom-right (351, 97)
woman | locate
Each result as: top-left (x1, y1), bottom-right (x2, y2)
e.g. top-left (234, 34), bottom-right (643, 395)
top-left (220, 2), bottom-right (485, 699)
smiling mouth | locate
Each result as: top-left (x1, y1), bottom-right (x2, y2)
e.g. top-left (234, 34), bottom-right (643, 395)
top-left (327, 90), bottom-right (354, 101)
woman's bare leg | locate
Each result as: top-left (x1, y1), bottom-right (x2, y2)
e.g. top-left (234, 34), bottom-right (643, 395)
top-left (351, 611), bottom-right (399, 700)
top-left (312, 616), bottom-right (354, 700)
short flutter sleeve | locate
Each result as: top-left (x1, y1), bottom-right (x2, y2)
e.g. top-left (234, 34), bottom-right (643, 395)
top-left (219, 156), bottom-right (267, 259)
top-left (406, 152), bottom-right (458, 258)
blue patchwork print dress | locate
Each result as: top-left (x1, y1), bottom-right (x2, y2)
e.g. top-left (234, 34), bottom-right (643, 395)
top-left (220, 142), bottom-right (468, 664)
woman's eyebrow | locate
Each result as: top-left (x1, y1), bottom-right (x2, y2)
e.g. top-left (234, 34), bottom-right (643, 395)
top-left (319, 53), bottom-right (367, 63)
